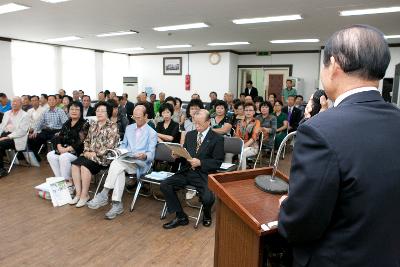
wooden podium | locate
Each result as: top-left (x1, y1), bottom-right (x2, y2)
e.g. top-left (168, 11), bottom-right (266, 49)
top-left (209, 167), bottom-right (289, 267)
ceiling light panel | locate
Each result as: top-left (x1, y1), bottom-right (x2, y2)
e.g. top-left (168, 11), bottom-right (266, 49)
top-left (45, 36), bottom-right (82, 42)
top-left (113, 47), bottom-right (144, 52)
top-left (96, 31), bottom-right (138, 37)
top-left (157, 44), bottom-right (192, 49)
top-left (233, 14), bottom-right (302, 24)
top-left (270, 39), bottom-right (320, 44)
top-left (208, 42), bottom-right (250, 46)
top-left (340, 6), bottom-right (400, 16)
top-left (0, 3), bottom-right (30, 15)
top-left (153, 23), bottom-right (209, 31)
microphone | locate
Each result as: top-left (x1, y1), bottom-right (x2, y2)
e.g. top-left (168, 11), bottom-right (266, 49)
top-left (254, 131), bottom-right (296, 194)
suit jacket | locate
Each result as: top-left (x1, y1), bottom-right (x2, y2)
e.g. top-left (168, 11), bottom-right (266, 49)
top-left (124, 101), bottom-right (135, 123)
top-left (244, 87), bottom-right (258, 99)
top-left (278, 91), bottom-right (400, 267)
top-left (178, 129), bottom-right (224, 181)
top-left (135, 101), bottom-right (155, 120)
top-left (86, 106), bottom-right (95, 117)
top-left (282, 106), bottom-right (303, 131)
top-left (0, 110), bottom-right (30, 151)
top-left (119, 123), bottom-right (157, 177)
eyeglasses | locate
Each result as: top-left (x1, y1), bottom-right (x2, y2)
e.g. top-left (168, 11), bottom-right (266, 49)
top-left (96, 110), bottom-right (107, 113)
top-left (244, 109), bottom-right (255, 112)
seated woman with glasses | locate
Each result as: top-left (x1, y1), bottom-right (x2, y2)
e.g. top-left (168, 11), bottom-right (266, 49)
top-left (211, 100), bottom-right (233, 136)
top-left (156, 102), bottom-right (180, 143)
top-left (256, 101), bottom-right (277, 149)
top-left (231, 101), bottom-right (245, 130)
top-left (70, 101), bottom-right (120, 207)
top-left (180, 99), bottom-right (204, 144)
top-left (107, 99), bottom-right (129, 140)
top-left (273, 100), bottom-right (288, 149)
top-left (47, 101), bottom-right (90, 186)
top-left (235, 102), bottom-right (261, 170)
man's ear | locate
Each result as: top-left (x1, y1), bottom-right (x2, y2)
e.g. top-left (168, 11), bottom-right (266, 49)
top-left (329, 56), bottom-right (342, 79)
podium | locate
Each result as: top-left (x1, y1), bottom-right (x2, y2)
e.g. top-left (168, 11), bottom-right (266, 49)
top-left (209, 167), bottom-right (289, 267)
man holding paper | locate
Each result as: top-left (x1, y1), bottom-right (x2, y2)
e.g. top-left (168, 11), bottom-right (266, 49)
top-left (87, 105), bottom-right (157, 219)
top-left (160, 109), bottom-right (224, 229)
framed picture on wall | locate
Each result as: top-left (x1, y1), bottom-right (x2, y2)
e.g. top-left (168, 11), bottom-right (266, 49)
top-left (163, 57), bottom-right (182, 75)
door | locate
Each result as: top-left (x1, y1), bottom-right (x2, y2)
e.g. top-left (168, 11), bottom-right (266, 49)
top-left (268, 74), bottom-right (284, 101)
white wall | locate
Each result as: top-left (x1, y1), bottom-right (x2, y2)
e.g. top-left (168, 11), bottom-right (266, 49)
top-left (130, 52), bottom-right (232, 101)
top-left (238, 53), bottom-right (321, 99)
top-left (0, 40), bottom-right (13, 97)
top-left (229, 53), bottom-right (238, 97)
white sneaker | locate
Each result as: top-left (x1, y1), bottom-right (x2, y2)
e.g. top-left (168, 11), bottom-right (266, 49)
top-left (105, 202), bottom-right (124, 220)
top-left (69, 196), bottom-right (79, 205)
top-left (76, 197), bottom-right (89, 208)
top-left (186, 190), bottom-right (196, 200)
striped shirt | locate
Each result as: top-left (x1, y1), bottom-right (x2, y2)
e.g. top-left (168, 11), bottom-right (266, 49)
top-left (35, 107), bottom-right (68, 132)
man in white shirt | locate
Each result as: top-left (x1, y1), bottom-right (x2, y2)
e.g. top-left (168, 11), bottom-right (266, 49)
top-left (27, 95), bottom-right (45, 132)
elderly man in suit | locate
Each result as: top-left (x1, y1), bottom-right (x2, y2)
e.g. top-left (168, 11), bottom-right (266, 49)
top-left (0, 97), bottom-right (29, 177)
top-left (282, 95), bottom-right (303, 132)
top-left (160, 109), bottom-right (224, 229)
top-left (87, 105), bottom-right (157, 220)
top-left (243, 80), bottom-right (258, 100)
top-left (278, 25), bottom-right (400, 267)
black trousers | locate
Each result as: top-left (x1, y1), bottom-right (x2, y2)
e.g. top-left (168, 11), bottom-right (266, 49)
top-left (0, 138), bottom-right (15, 169)
top-left (28, 129), bottom-right (59, 156)
top-left (160, 170), bottom-right (215, 214)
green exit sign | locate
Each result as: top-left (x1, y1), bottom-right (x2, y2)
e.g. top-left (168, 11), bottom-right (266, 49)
top-left (256, 51), bottom-right (271, 56)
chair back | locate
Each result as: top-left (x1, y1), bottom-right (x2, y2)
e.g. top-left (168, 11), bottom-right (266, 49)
top-left (223, 136), bottom-right (243, 155)
top-left (154, 142), bottom-right (176, 163)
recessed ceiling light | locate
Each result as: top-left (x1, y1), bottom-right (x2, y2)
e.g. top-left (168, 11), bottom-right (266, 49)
top-left (385, 35), bottom-right (400, 39)
top-left (45, 36), bottom-right (82, 42)
top-left (340, 6), bottom-right (400, 16)
top-left (153, 23), bottom-right (209, 32)
top-left (113, 47), bottom-right (144, 52)
top-left (0, 3), bottom-right (30, 15)
top-left (157, 44), bottom-right (192, 49)
top-left (270, 39), bottom-right (320, 44)
top-left (40, 0), bottom-right (71, 3)
top-left (232, 14), bottom-right (302, 24)
top-left (96, 30), bottom-right (138, 37)
top-left (208, 42), bottom-right (250, 46)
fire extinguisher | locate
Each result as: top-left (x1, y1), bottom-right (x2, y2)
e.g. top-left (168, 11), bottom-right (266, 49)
top-left (185, 74), bottom-right (191, 91)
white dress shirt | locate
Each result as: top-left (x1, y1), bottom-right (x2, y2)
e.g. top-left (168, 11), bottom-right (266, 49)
top-left (27, 106), bottom-right (45, 129)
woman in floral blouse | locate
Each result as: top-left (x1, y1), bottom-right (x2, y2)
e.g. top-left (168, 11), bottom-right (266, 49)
top-left (235, 102), bottom-right (261, 170)
top-left (70, 101), bottom-right (120, 207)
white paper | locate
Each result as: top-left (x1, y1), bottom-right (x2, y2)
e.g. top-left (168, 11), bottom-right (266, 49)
top-left (34, 182), bottom-right (50, 192)
top-left (220, 162), bottom-right (235, 170)
top-left (46, 177), bottom-right (72, 207)
top-left (145, 171), bottom-right (175, 181)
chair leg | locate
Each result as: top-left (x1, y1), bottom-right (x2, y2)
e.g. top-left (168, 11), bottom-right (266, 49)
top-left (130, 180), bottom-right (142, 212)
top-left (94, 171), bottom-right (107, 197)
top-left (268, 149), bottom-right (274, 166)
top-left (38, 144), bottom-right (45, 155)
top-left (160, 202), bottom-right (167, 220)
top-left (194, 204), bottom-right (204, 229)
top-left (7, 152), bottom-right (19, 173)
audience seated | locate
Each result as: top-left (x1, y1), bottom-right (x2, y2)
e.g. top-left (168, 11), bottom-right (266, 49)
top-left (156, 103), bottom-right (180, 143)
top-left (40, 94), bottom-right (49, 109)
top-left (210, 100), bottom-right (232, 136)
top-left (180, 99), bottom-right (204, 144)
top-left (206, 91), bottom-right (218, 111)
top-left (107, 99), bottom-right (129, 140)
top-left (273, 100), bottom-right (288, 149)
top-left (70, 101), bottom-right (119, 208)
top-left (282, 95), bottom-right (303, 132)
top-left (0, 97), bottom-right (29, 177)
top-left (120, 94), bottom-right (135, 124)
top-left (27, 95), bottom-right (45, 132)
top-left (268, 93), bottom-right (277, 110)
top-left (234, 102), bottom-right (261, 170)
top-left (173, 97), bottom-right (185, 125)
top-left (256, 101), bottom-right (277, 149)
top-left (136, 92), bottom-right (155, 119)
top-left (82, 95), bottom-right (95, 117)
top-left (295, 95), bottom-right (306, 117)
top-left (47, 101), bottom-right (89, 185)
top-left (0, 93), bottom-right (11, 113)
top-left (160, 109), bottom-right (224, 229)
top-left (28, 95), bottom-right (69, 161)
top-left (231, 101), bottom-right (244, 129)
top-left (87, 105), bottom-right (157, 219)
top-left (62, 95), bottom-right (72, 114)
top-left (21, 95), bottom-right (32, 112)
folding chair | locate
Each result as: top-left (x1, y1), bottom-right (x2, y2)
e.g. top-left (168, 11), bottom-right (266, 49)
top-left (130, 142), bottom-right (175, 212)
top-left (247, 131), bottom-right (264, 169)
top-left (218, 136), bottom-right (244, 172)
top-left (261, 132), bottom-right (276, 167)
top-left (6, 147), bottom-right (32, 173)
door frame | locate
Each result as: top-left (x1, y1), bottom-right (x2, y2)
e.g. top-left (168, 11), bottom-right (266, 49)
top-left (237, 64), bottom-right (293, 98)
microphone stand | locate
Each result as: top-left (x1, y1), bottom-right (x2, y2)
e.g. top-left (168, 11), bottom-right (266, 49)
top-left (255, 131), bottom-right (296, 194)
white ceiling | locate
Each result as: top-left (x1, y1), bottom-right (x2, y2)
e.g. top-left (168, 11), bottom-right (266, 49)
top-left (0, 0), bottom-right (399, 54)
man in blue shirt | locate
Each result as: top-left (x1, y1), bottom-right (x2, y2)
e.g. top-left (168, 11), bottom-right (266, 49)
top-left (0, 93), bottom-right (12, 113)
top-left (28, 95), bottom-right (68, 161)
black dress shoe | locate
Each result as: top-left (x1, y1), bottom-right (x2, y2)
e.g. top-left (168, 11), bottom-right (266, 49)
top-left (0, 168), bottom-right (8, 178)
top-left (202, 216), bottom-right (212, 227)
top-left (163, 216), bottom-right (189, 229)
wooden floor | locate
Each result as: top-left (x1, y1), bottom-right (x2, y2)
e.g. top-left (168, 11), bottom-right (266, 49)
top-left (0, 152), bottom-right (292, 267)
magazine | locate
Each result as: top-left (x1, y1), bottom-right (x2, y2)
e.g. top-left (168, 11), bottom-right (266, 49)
top-left (46, 177), bottom-right (72, 207)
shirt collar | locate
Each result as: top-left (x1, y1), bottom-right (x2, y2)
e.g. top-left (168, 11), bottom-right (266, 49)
top-left (198, 126), bottom-right (210, 137)
top-left (334, 87), bottom-right (379, 107)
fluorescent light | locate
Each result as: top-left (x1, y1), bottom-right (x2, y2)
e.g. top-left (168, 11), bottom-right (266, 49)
top-left (270, 39), bottom-right (320, 44)
top-left (45, 36), bottom-right (82, 42)
top-left (40, 0), bottom-right (71, 3)
top-left (153, 23), bottom-right (209, 32)
top-left (208, 42), bottom-right (250, 46)
top-left (0, 3), bottom-right (30, 15)
top-left (96, 30), bottom-right (138, 37)
top-left (340, 6), bottom-right (400, 16)
top-left (385, 35), bottom-right (400, 39)
top-left (233, 14), bottom-right (302, 24)
top-left (113, 47), bottom-right (144, 52)
top-left (157, 44), bottom-right (192, 49)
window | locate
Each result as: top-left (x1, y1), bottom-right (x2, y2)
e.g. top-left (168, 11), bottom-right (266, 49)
top-left (103, 52), bottom-right (129, 95)
top-left (11, 40), bottom-right (57, 96)
top-left (61, 47), bottom-right (95, 97)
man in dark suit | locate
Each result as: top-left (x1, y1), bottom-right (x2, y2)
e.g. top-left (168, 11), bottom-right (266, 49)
top-left (282, 95), bottom-right (303, 132)
top-left (121, 94), bottom-right (135, 123)
top-left (243, 80), bottom-right (258, 100)
top-left (160, 109), bottom-right (224, 229)
top-left (278, 25), bottom-right (400, 267)
top-left (82, 95), bottom-right (95, 117)
top-left (136, 92), bottom-right (155, 120)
